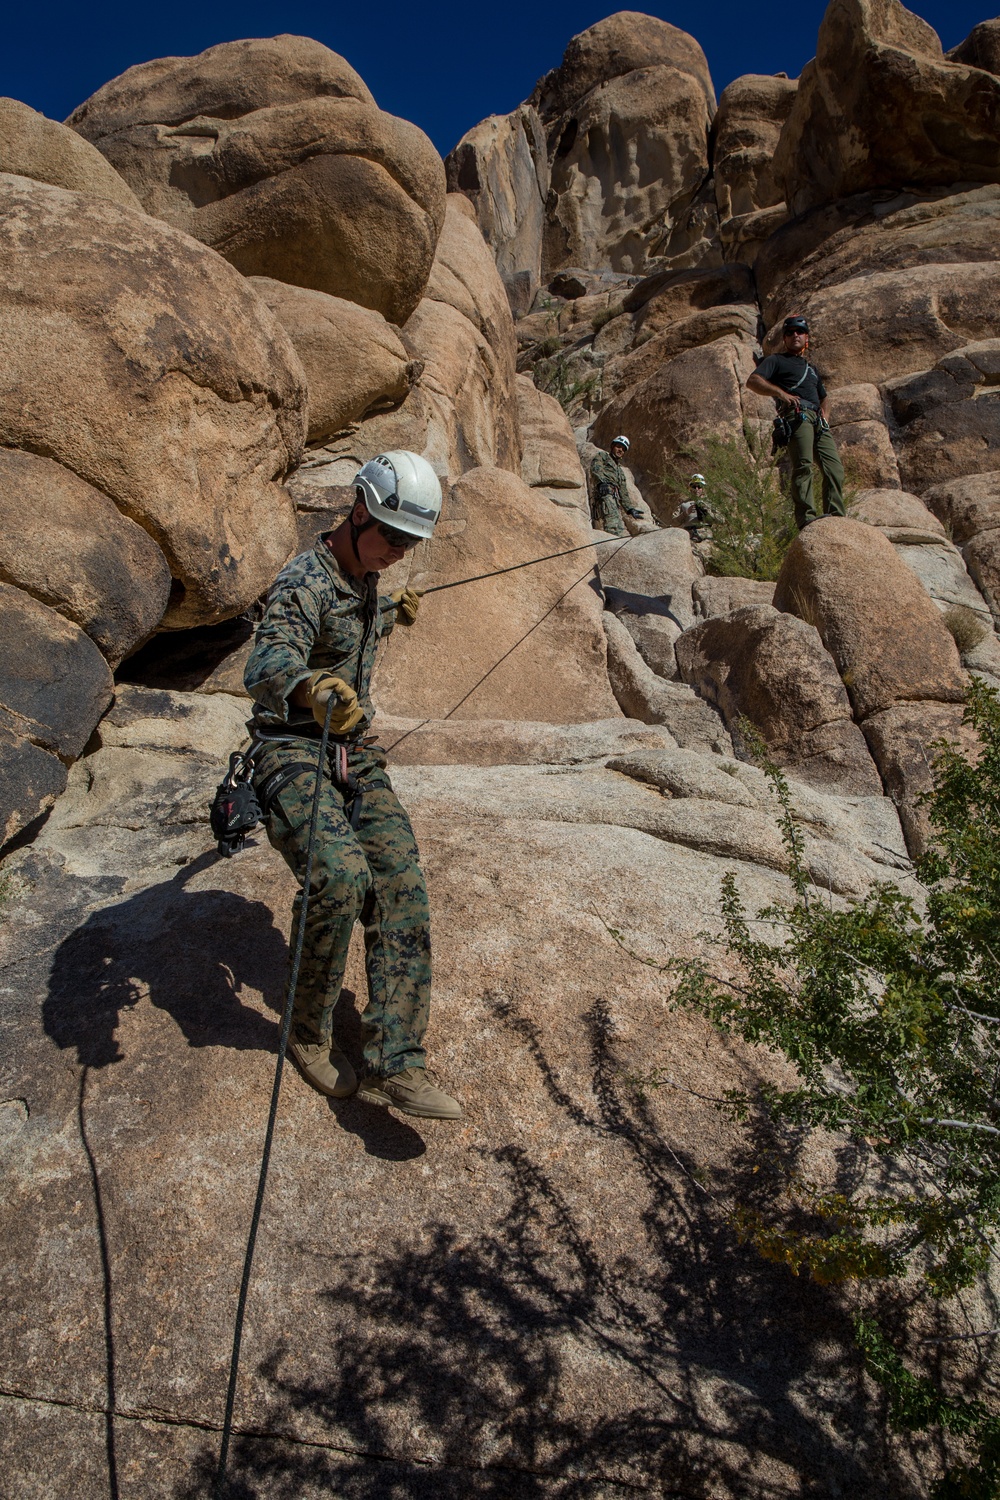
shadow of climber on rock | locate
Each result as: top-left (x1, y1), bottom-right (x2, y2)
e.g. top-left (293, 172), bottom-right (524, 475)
top-left (43, 852), bottom-right (290, 1069)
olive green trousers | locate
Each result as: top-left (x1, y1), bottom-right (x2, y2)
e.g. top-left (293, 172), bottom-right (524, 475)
top-left (788, 412), bottom-right (846, 529)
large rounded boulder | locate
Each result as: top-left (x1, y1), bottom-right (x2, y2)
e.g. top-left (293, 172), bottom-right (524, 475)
top-left (773, 0), bottom-right (1000, 215)
top-left (0, 173), bottom-right (306, 631)
top-left (0, 96), bottom-right (141, 208)
top-left (68, 36), bottom-right (447, 326)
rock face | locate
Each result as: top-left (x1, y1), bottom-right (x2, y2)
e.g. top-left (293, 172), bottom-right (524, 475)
top-left (0, 585), bottom-right (114, 846)
top-left (593, 329), bottom-right (760, 513)
top-left (374, 466), bottom-right (619, 723)
top-left (447, 13), bottom-right (716, 312)
top-left (0, 173), bottom-right (305, 632)
top-left (295, 196), bottom-right (521, 485)
top-left (774, 517), bottom-right (968, 849)
top-left (516, 375), bottom-right (587, 503)
top-left (675, 604), bottom-right (882, 796)
top-left (0, 97), bottom-right (141, 208)
top-left (713, 74), bottom-right (797, 245)
top-left (773, 0), bottom-right (1000, 216)
top-left (248, 277), bottom-right (417, 444)
top-left (0, 678), bottom-right (922, 1498)
top-left (885, 341), bottom-right (1000, 491)
top-left (0, 449), bottom-right (171, 667)
top-left (70, 36), bottom-right (447, 326)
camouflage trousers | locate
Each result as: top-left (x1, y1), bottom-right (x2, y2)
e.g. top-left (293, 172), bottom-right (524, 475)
top-left (591, 489), bottom-right (627, 537)
top-left (254, 740), bottom-right (430, 1079)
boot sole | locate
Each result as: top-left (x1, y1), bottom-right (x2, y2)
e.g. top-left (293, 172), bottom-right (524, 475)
top-left (357, 1083), bottom-right (463, 1120)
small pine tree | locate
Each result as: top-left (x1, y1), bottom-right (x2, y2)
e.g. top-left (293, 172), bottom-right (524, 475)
top-left (666, 422), bottom-right (796, 580)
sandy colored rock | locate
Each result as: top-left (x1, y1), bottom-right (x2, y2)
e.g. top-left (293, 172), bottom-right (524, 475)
top-left (0, 97), bottom-right (141, 209)
top-left (893, 542), bottom-right (992, 623)
top-left (0, 448), bottom-right (171, 666)
top-left (624, 262), bottom-right (756, 330)
top-left (770, 262), bottom-right (1000, 388)
top-left (516, 375), bottom-right (585, 495)
top-left (964, 530), bottom-right (1000, 624)
top-left (0, 174), bottom-right (304, 630)
top-left (757, 185), bottom-right (1000, 326)
top-left (373, 466), bottom-right (618, 723)
top-left (248, 277), bottom-right (415, 443)
top-left (949, 19), bottom-right (1000, 75)
top-left (446, 105), bottom-right (550, 317)
top-left (0, 668), bottom-right (923, 1497)
top-left (675, 605), bottom-right (882, 796)
top-left (0, 584), bottom-right (113, 760)
top-left (531, 12), bottom-right (715, 116)
top-left (848, 487), bottom-right (945, 543)
top-left (593, 332), bottom-right (758, 514)
top-left (68, 35), bottom-right (374, 137)
top-left (408, 195), bottom-right (520, 474)
top-left (773, 517), bottom-right (966, 720)
top-left (693, 576), bottom-right (776, 618)
top-left (598, 526), bottom-right (701, 632)
top-left (0, 584), bottom-right (114, 846)
top-left (772, 0), bottom-right (1000, 216)
top-left (885, 341), bottom-right (1000, 491)
top-left (373, 714), bottom-right (676, 766)
top-left (713, 74), bottom-right (797, 223)
top-left (922, 471), bottom-right (1000, 544)
top-left (73, 42), bottom-right (446, 327)
top-left (602, 610), bottom-right (729, 753)
top-left (601, 305), bottom-right (758, 404)
top-left (862, 701), bottom-right (977, 855)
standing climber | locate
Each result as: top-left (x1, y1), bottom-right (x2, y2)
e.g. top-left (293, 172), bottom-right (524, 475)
top-left (244, 450), bottom-right (463, 1121)
top-left (746, 315), bottom-right (846, 530)
top-left (591, 435), bottom-right (643, 536)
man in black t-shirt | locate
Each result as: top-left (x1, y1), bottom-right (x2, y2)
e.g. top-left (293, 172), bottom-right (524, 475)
top-left (747, 315), bottom-right (846, 530)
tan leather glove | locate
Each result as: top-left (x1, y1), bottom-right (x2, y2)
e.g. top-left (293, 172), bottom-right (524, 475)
top-left (390, 586), bottom-right (422, 627)
top-left (303, 672), bottom-right (364, 733)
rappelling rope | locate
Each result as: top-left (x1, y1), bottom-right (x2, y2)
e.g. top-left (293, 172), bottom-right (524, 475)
top-left (415, 530), bottom-right (639, 597)
top-left (384, 529), bottom-right (639, 753)
top-left (213, 526), bottom-right (643, 1491)
top-left (214, 690), bottom-right (336, 1497)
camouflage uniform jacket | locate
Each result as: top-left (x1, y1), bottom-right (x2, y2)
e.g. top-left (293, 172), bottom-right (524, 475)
top-left (244, 539), bottom-right (396, 733)
top-left (591, 449), bottom-right (628, 500)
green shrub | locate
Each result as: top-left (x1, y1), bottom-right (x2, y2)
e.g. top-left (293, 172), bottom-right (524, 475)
top-left (653, 683), bottom-right (1000, 1492)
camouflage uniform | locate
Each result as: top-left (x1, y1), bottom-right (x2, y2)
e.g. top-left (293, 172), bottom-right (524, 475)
top-left (244, 540), bottom-right (430, 1079)
top-left (590, 449), bottom-right (632, 536)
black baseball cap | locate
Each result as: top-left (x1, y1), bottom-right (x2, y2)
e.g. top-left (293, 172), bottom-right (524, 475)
top-left (783, 315), bottom-right (810, 335)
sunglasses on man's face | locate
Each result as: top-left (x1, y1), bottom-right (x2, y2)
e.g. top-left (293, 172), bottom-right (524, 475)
top-left (377, 522), bottom-right (421, 550)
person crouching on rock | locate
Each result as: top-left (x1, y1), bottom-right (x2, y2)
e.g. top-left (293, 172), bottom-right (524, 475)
top-left (243, 450), bottom-right (463, 1122)
top-left (746, 315), bottom-right (846, 530)
top-left (591, 435), bottom-right (643, 536)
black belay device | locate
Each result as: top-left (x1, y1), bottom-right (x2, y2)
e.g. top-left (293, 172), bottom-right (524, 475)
top-left (209, 750), bottom-right (263, 857)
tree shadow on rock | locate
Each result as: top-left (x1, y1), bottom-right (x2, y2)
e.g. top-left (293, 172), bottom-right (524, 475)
top-left (43, 852), bottom-right (290, 1068)
top-left (179, 997), bottom-right (924, 1499)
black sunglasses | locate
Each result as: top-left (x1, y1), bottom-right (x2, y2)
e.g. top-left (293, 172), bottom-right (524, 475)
top-left (377, 522), bottom-right (421, 550)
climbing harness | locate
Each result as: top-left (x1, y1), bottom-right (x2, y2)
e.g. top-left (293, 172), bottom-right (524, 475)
top-left (770, 361), bottom-right (818, 453)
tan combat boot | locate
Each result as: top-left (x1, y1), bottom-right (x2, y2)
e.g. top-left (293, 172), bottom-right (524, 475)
top-left (357, 1067), bottom-right (464, 1120)
top-left (289, 1039), bottom-right (357, 1099)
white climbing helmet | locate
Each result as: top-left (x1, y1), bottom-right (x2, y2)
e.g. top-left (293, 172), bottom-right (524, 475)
top-left (354, 451), bottom-right (443, 542)
top-left (690, 473), bottom-right (706, 486)
top-left (611, 435), bottom-right (630, 452)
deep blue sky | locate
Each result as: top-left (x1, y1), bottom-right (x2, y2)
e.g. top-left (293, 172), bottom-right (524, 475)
top-left (3, 1), bottom-right (992, 158)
